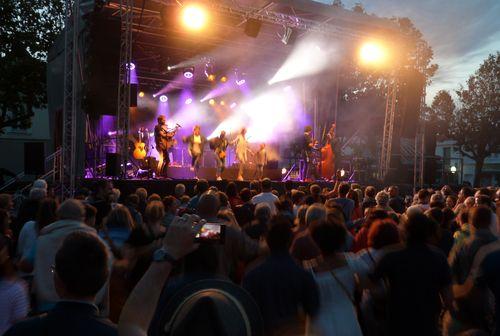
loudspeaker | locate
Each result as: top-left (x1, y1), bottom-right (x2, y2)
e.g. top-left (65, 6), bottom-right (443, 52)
top-left (24, 142), bottom-right (45, 175)
top-left (244, 19), bottom-right (262, 38)
top-left (130, 83), bottom-right (138, 107)
top-left (399, 69), bottom-right (425, 138)
top-left (105, 153), bottom-right (121, 177)
top-left (83, 13), bottom-right (121, 117)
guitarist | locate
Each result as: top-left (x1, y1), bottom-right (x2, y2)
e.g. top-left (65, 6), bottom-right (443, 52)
top-left (211, 130), bottom-right (229, 181)
top-left (182, 125), bottom-right (207, 179)
top-left (154, 115), bottom-right (176, 177)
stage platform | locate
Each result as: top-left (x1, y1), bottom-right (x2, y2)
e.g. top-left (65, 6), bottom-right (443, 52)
top-left (82, 178), bottom-right (335, 199)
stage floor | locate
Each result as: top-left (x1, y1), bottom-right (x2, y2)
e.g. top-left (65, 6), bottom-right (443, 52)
top-left (82, 178), bottom-right (334, 198)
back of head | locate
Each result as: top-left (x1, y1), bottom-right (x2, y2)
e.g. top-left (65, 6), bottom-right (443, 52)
top-left (365, 209), bottom-right (390, 229)
top-left (254, 203), bottom-right (271, 221)
top-left (425, 207), bottom-right (444, 226)
top-left (148, 193), bottom-right (162, 203)
top-left (430, 193), bottom-right (445, 208)
top-left (55, 232), bottom-right (109, 298)
top-left (136, 187), bottom-right (148, 201)
top-left (226, 182), bottom-right (238, 198)
top-left (470, 205), bottom-right (492, 230)
top-left (339, 183), bottom-right (350, 197)
top-left (291, 190), bottom-right (305, 204)
top-left (297, 204), bottom-right (308, 226)
top-left (310, 184), bottom-right (321, 196)
top-left (29, 187), bottom-right (47, 201)
top-left (125, 193), bottom-right (140, 207)
top-left (218, 192), bottom-right (229, 208)
top-left (175, 183), bottom-right (186, 197)
top-left (305, 203), bottom-right (326, 226)
top-left (196, 179), bottom-right (210, 195)
top-left (418, 189), bottom-right (430, 203)
top-left (145, 201), bottom-right (165, 224)
top-left (239, 188), bottom-right (252, 203)
top-left (375, 191), bottom-right (390, 207)
top-left (198, 192), bottom-right (220, 218)
top-left (162, 195), bottom-right (177, 210)
top-left (57, 199), bottom-right (85, 221)
top-left (311, 218), bottom-right (347, 256)
top-left (261, 178), bottom-right (272, 192)
top-left (403, 212), bottom-right (437, 244)
top-left (368, 219), bottom-right (400, 249)
top-left (365, 186), bottom-right (376, 198)
top-left (266, 216), bottom-right (293, 253)
top-left (106, 205), bottom-right (134, 230)
top-left (347, 189), bottom-right (359, 206)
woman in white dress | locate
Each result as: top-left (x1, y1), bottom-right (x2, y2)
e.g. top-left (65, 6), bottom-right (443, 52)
top-left (307, 218), bottom-right (369, 336)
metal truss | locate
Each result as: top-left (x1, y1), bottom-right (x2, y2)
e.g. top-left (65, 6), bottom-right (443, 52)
top-left (378, 79), bottom-right (397, 180)
top-left (413, 86), bottom-right (426, 191)
top-left (116, 0), bottom-right (134, 177)
top-left (61, 0), bottom-right (79, 199)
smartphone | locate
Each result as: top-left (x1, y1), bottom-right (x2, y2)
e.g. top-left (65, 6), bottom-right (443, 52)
top-left (194, 223), bottom-right (226, 244)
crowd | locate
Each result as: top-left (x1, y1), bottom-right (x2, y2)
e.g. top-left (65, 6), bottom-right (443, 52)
top-left (0, 177), bottom-right (499, 336)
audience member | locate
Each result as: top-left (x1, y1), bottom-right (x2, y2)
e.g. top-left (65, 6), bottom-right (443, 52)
top-left (290, 203), bottom-right (326, 262)
top-left (362, 186), bottom-right (377, 212)
top-left (245, 203), bottom-right (271, 240)
top-left (334, 183), bottom-right (355, 225)
top-left (251, 178), bottom-right (279, 215)
top-left (388, 186), bottom-right (405, 214)
top-left (187, 179), bottom-right (209, 210)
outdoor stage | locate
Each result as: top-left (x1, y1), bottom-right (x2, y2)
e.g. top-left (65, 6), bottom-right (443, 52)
top-left (82, 178), bottom-right (335, 199)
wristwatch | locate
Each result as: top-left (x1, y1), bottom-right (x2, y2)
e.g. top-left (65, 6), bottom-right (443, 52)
top-left (152, 248), bottom-right (177, 264)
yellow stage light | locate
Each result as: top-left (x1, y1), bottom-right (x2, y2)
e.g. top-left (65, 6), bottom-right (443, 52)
top-left (209, 99), bottom-right (216, 106)
top-left (359, 42), bottom-right (386, 65)
top-left (181, 4), bottom-right (207, 31)
top-left (207, 74), bottom-right (216, 81)
top-left (220, 76), bottom-right (227, 83)
top-left (138, 91), bottom-right (145, 98)
top-left (220, 100), bottom-right (225, 106)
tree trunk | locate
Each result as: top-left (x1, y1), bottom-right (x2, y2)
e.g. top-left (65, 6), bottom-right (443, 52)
top-left (473, 157), bottom-right (485, 187)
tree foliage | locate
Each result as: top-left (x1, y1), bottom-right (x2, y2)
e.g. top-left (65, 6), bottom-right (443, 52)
top-left (452, 52), bottom-right (500, 186)
top-left (424, 90), bottom-right (455, 138)
top-left (0, 0), bottom-right (64, 133)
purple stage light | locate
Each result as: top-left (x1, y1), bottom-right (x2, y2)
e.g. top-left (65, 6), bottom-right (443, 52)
top-left (230, 102), bottom-right (237, 109)
top-left (236, 79), bottom-right (246, 86)
top-left (185, 98), bottom-right (193, 105)
top-left (183, 67), bottom-right (194, 79)
top-left (159, 95), bottom-right (168, 102)
top-left (126, 62), bottom-right (136, 70)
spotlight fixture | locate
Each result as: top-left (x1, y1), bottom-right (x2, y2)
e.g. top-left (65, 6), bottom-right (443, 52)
top-left (235, 70), bottom-right (246, 86)
top-left (359, 42), bottom-right (386, 65)
top-left (181, 4), bottom-right (208, 31)
top-left (244, 18), bottom-right (262, 38)
top-left (281, 27), bottom-right (297, 45)
top-left (185, 98), bottom-right (193, 105)
top-left (138, 91), bottom-right (145, 98)
top-left (208, 99), bottom-right (216, 106)
top-left (220, 100), bottom-right (225, 106)
top-left (207, 74), bottom-right (216, 82)
top-left (159, 95), bottom-right (168, 102)
top-left (204, 62), bottom-right (215, 81)
top-left (126, 62), bottom-right (136, 70)
top-left (152, 94), bottom-right (157, 98)
top-left (220, 76), bottom-right (227, 83)
top-left (183, 67), bottom-right (195, 79)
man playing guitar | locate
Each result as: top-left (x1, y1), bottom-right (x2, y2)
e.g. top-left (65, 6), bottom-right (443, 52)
top-left (154, 115), bottom-right (179, 177)
top-left (211, 130), bottom-right (229, 181)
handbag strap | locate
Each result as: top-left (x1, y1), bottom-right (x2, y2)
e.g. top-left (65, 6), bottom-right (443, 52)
top-left (330, 269), bottom-right (356, 306)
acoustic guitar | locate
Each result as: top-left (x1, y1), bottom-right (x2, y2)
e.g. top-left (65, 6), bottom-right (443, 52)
top-left (133, 128), bottom-right (148, 160)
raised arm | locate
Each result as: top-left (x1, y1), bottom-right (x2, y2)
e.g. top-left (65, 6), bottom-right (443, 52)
top-left (118, 215), bottom-right (199, 336)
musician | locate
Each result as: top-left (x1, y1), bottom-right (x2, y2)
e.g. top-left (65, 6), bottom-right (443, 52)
top-left (255, 143), bottom-right (268, 180)
top-left (154, 115), bottom-right (172, 177)
top-left (183, 125), bottom-right (206, 179)
top-left (300, 125), bottom-right (314, 181)
top-left (327, 123), bottom-right (341, 175)
top-left (210, 130), bottom-right (229, 181)
top-left (232, 128), bottom-right (250, 181)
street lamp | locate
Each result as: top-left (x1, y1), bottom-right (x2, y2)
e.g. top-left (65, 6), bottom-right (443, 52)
top-left (450, 165), bottom-right (457, 174)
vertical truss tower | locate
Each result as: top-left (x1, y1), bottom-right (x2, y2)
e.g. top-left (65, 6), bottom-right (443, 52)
top-left (378, 79), bottom-right (397, 180)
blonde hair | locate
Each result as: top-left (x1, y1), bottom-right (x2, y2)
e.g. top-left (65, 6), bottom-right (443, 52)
top-left (145, 201), bottom-right (165, 224)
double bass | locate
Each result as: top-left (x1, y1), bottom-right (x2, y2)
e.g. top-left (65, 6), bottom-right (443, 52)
top-left (320, 123), bottom-right (336, 180)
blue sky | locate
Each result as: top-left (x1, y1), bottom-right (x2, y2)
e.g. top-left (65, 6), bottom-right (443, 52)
top-left (342, 0), bottom-right (500, 104)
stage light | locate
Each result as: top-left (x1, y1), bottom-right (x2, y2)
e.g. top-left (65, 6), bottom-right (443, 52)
top-left (359, 42), bottom-right (386, 65)
top-left (152, 94), bottom-right (157, 98)
top-left (181, 4), bottom-right (207, 31)
top-left (207, 74), bottom-right (216, 81)
top-left (159, 95), bottom-right (168, 103)
top-left (281, 168), bottom-right (287, 175)
top-left (138, 91), bottom-right (145, 98)
top-left (340, 169), bottom-right (346, 177)
top-left (167, 65), bottom-right (173, 71)
top-left (209, 99), bottom-right (216, 106)
top-left (450, 166), bottom-right (457, 174)
top-left (220, 76), bottom-right (227, 83)
top-left (185, 98), bottom-right (193, 105)
top-left (220, 100), bottom-right (225, 106)
top-left (230, 102), bottom-right (237, 109)
top-left (236, 79), bottom-right (246, 86)
top-left (281, 27), bottom-right (297, 45)
top-left (183, 67), bottom-right (194, 79)
top-left (126, 62), bottom-right (135, 70)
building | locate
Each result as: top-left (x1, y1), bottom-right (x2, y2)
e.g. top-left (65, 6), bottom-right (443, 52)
top-left (435, 139), bottom-right (500, 186)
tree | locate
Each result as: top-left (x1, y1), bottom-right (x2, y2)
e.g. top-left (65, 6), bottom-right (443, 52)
top-left (452, 52), bottom-right (500, 186)
top-left (0, 0), bottom-right (64, 133)
top-left (424, 89), bottom-right (455, 137)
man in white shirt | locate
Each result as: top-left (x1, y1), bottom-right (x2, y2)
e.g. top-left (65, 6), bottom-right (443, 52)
top-left (183, 125), bottom-right (206, 179)
top-left (251, 178), bottom-right (279, 215)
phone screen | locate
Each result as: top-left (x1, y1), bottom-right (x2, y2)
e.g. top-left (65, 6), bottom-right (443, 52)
top-left (195, 223), bottom-right (225, 243)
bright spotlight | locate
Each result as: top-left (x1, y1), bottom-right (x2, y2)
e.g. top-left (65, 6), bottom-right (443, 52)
top-left (230, 102), bottom-right (237, 109)
top-left (126, 62), bottom-right (135, 70)
top-left (281, 168), bottom-right (287, 175)
top-left (207, 74), bottom-right (216, 82)
top-left (181, 4), bottom-right (207, 31)
top-left (159, 95), bottom-right (168, 103)
top-left (340, 168), bottom-right (346, 177)
top-left (236, 79), bottom-right (246, 86)
top-left (152, 94), bottom-right (157, 98)
top-left (138, 91), bottom-right (145, 98)
top-left (359, 42), bottom-right (386, 65)
top-left (183, 67), bottom-right (194, 79)
top-left (220, 76), bottom-right (227, 83)
top-left (220, 100), bottom-right (225, 106)
top-left (209, 99), bottom-right (216, 106)
top-left (185, 98), bottom-right (193, 105)
top-left (450, 165), bottom-right (457, 174)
